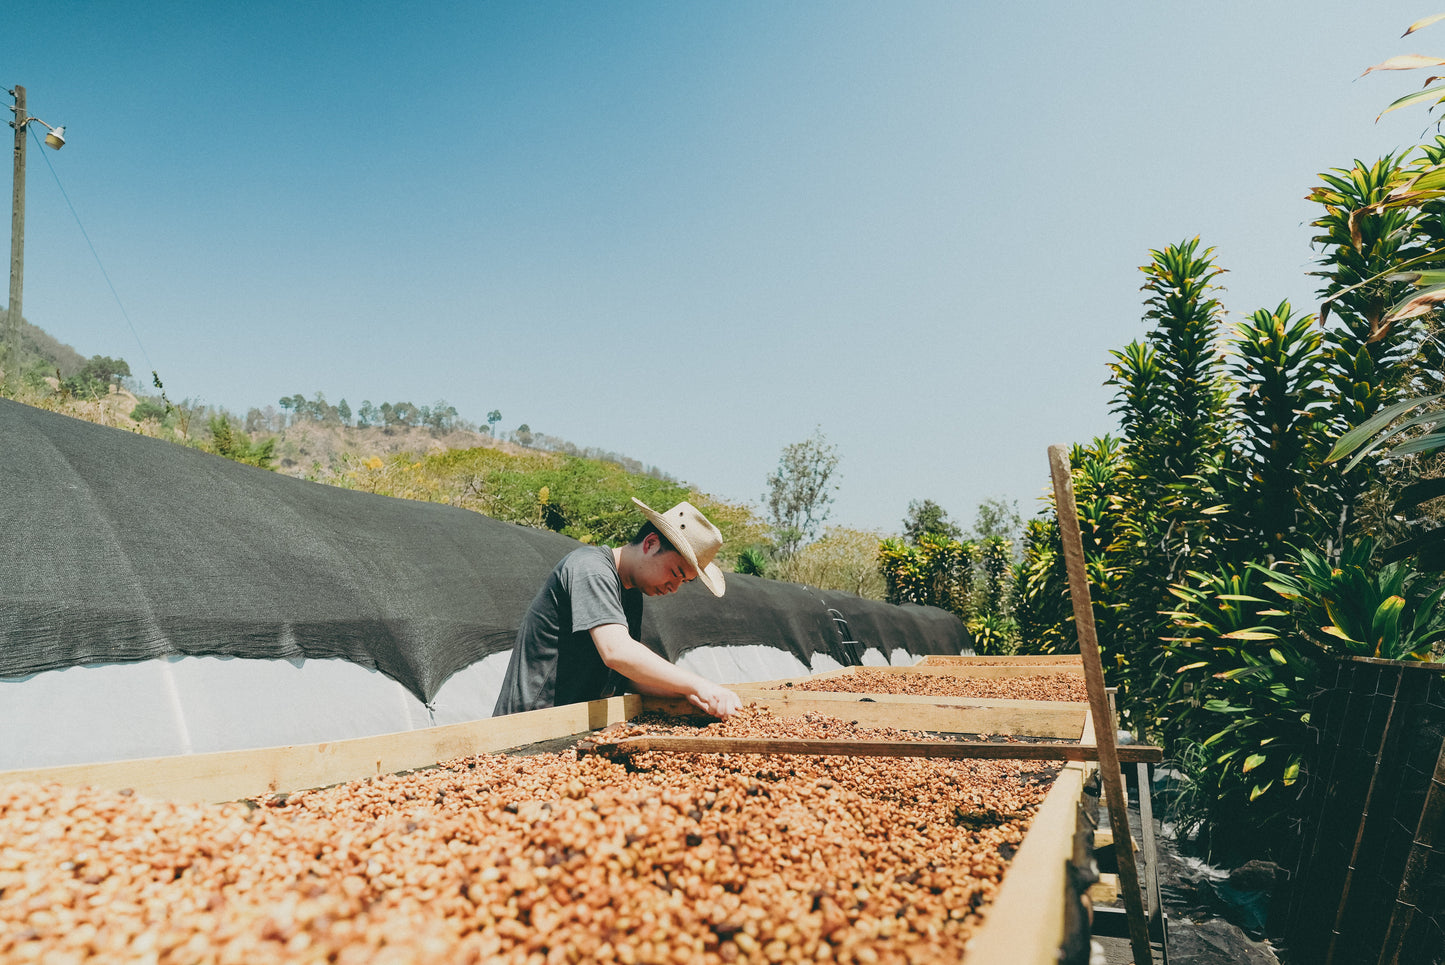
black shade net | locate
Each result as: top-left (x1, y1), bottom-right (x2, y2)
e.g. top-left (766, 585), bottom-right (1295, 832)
top-left (2, 399), bottom-right (967, 705)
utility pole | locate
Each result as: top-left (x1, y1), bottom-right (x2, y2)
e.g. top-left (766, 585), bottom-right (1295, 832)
top-left (6, 86), bottom-right (64, 387)
top-left (6, 85), bottom-right (27, 384)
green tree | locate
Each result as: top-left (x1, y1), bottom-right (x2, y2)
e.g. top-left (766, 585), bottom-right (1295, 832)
top-left (774, 526), bottom-right (887, 599)
top-left (765, 427), bottom-right (841, 557)
top-left (901, 499), bottom-right (961, 544)
top-left (63, 355), bottom-right (130, 398)
top-left (969, 497), bottom-right (1023, 546)
top-left (206, 415), bottom-right (276, 469)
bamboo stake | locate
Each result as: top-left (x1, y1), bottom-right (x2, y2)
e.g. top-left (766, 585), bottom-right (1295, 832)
top-left (1049, 444), bottom-right (1154, 965)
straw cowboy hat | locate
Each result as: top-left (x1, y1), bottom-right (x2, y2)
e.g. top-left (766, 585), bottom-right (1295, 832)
top-left (631, 497), bottom-right (726, 597)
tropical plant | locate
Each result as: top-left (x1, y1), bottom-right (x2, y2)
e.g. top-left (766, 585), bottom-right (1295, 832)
top-left (1013, 438), bottom-right (1127, 658)
top-left (1226, 301), bottom-right (1327, 561)
top-left (878, 533), bottom-right (973, 615)
top-left (1098, 240), bottom-right (1234, 728)
top-left (966, 614), bottom-right (1019, 657)
top-left (1329, 393), bottom-right (1445, 567)
top-left (734, 545), bottom-right (772, 577)
top-left (1155, 564), bottom-right (1315, 859)
top-left (1306, 153), bottom-right (1431, 548)
top-left (1259, 539), bottom-right (1445, 660)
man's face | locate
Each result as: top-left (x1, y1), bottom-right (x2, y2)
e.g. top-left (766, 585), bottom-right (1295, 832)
top-left (633, 536), bottom-right (698, 596)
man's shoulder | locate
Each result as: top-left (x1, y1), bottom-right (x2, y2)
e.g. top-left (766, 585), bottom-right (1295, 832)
top-left (556, 545), bottom-right (618, 582)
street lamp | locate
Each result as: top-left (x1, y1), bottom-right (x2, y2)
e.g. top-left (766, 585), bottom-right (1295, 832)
top-left (7, 85), bottom-right (66, 385)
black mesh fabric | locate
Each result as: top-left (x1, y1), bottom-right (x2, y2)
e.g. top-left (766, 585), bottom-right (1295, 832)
top-left (2, 399), bottom-right (968, 704)
top-left (1, 398), bottom-right (579, 703)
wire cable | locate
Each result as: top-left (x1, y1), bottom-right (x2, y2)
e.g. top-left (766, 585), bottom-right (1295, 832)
top-left (28, 123), bottom-right (157, 375)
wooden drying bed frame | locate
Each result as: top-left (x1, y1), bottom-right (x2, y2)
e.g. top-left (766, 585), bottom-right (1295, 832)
top-left (1, 658), bottom-right (1113, 965)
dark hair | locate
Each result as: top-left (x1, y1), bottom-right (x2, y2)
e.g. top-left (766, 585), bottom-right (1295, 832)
top-left (630, 520), bottom-right (679, 555)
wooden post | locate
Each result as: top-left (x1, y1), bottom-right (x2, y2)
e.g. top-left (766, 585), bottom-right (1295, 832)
top-left (1049, 444), bottom-right (1154, 965)
top-left (8, 85), bottom-right (27, 382)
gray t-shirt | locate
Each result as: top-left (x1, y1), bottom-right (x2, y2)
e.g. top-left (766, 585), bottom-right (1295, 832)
top-left (492, 546), bottom-right (643, 716)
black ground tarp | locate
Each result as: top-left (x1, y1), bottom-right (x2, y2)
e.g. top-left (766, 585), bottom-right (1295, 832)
top-left (2, 399), bottom-right (967, 703)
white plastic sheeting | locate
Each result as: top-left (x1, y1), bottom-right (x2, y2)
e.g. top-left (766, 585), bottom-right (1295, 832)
top-left (1, 646), bottom-right (925, 771)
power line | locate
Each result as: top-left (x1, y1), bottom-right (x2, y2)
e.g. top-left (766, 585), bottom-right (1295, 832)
top-left (28, 123), bottom-right (157, 375)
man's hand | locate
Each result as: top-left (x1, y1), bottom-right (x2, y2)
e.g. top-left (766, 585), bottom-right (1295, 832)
top-left (688, 682), bottom-right (742, 719)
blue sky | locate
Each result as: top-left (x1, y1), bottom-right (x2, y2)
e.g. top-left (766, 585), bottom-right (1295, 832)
top-left (7, 2), bottom-right (1443, 535)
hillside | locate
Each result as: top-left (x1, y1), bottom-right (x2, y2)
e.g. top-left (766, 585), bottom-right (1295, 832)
top-left (0, 317), bottom-right (773, 561)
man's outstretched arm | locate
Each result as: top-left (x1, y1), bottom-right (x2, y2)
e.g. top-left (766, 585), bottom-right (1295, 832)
top-left (590, 623), bottom-right (742, 718)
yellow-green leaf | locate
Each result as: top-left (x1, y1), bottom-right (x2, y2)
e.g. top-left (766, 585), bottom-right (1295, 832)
top-left (1404, 13), bottom-right (1445, 37)
top-left (1243, 753), bottom-right (1267, 774)
top-left (1362, 54), bottom-right (1445, 75)
top-left (1378, 83), bottom-right (1445, 120)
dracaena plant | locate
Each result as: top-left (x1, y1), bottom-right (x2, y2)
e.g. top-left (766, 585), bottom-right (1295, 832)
top-left (1257, 539), bottom-right (1445, 660)
top-left (1012, 438), bottom-right (1127, 660)
top-left (1155, 564), bottom-right (1315, 858)
top-left (1227, 301), bottom-right (1328, 562)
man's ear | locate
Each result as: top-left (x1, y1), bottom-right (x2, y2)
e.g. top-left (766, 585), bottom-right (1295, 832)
top-left (641, 532), bottom-right (661, 555)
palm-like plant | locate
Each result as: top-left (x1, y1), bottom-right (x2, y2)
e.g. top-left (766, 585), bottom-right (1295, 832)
top-left (1228, 301), bottom-right (1328, 561)
top-left (1156, 564), bottom-right (1315, 857)
top-left (1258, 539), bottom-right (1445, 660)
top-left (1308, 154), bottom-right (1435, 550)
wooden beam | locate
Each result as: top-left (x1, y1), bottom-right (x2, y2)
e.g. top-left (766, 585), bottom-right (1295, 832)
top-left (578, 734), bottom-right (1163, 764)
top-left (0, 696), bottom-right (639, 804)
top-left (641, 692), bottom-right (1091, 739)
top-left (918, 655), bottom-right (1084, 668)
top-left (802, 664), bottom-right (1084, 679)
top-left (1050, 444), bottom-right (1154, 965)
top-left (962, 758), bottom-right (1090, 964)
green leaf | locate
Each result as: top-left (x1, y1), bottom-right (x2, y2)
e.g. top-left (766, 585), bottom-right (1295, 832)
top-left (1243, 753), bottom-right (1267, 774)
top-left (1372, 595), bottom-right (1406, 658)
top-left (1283, 760), bottom-right (1301, 785)
top-left (1384, 269), bottom-right (1445, 286)
top-left (1378, 84), bottom-right (1445, 120)
top-left (1327, 393), bottom-right (1443, 463)
top-left (1221, 629), bottom-right (1281, 640)
top-left (1250, 781), bottom-right (1274, 802)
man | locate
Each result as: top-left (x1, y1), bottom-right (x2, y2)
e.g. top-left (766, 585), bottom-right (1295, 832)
top-left (492, 497), bottom-right (743, 718)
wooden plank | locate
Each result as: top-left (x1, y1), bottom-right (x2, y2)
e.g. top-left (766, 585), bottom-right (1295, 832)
top-left (1089, 873), bottom-right (1123, 904)
top-left (1050, 444), bottom-right (1153, 965)
top-left (918, 655), bottom-right (1084, 668)
top-left (811, 664), bottom-right (1084, 679)
top-left (962, 758), bottom-right (1091, 964)
top-left (0, 696), bottom-right (639, 804)
top-left (580, 734), bottom-right (1163, 763)
top-left (747, 664), bottom-right (1085, 689)
top-left (641, 693), bottom-right (1091, 739)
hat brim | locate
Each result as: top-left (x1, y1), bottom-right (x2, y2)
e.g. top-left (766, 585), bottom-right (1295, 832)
top-left (632, 497), bottom-right (726, 597)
